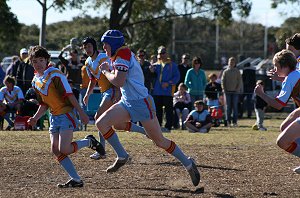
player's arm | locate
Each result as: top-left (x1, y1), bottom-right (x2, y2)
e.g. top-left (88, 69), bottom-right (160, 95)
top-left (67, 94), bottom-right (89, 125)
top-left (254, 84), bottom-right (283, 110)
top-left (101, 62), bottom-right (127, 87)
top-left (83, 79), bottom-right (97, 105)
top-left (28, 104), bottom-right (49, 127)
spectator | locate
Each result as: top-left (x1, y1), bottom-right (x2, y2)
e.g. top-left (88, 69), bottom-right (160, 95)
top-left (137, 48), bottom-right (156, 94)
top-left (252, 80), bottom-right (268, 131)
top-left (173, 83), bottom-right (191, 130)
top-left (152, 46), bottom-right (180, 131)
top-left (149, 54), bottom-right (158, 65)
top-left (221, 57), bottom-right (242, 127)
top-left (184, 100), bottom-right (212, 133)
top-left (205, 73), bottom-right (222, 108)
top-left (184, 56), bottom-right (207, 103)
top-left (58, 48), bottom-right (83, 89)
top-left (241, 62), bottom-right (256, 118)
top-left (6, 48), bottom-right (28, 77)
top-left (0, 76), bottom-right (25, 130)
top-left (177, 53), bottom-right (191, 86)
top-left (0, 64), bottom-right (5, 88)
top-left (16, 52), bottom-right (35, 94)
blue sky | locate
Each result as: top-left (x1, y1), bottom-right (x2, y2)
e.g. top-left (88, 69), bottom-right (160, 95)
top-left (7, 0), bottom-right (296, 27)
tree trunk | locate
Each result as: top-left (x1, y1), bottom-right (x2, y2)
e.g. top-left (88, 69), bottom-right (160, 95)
top-left (39, 0), bottom-right (47, 46)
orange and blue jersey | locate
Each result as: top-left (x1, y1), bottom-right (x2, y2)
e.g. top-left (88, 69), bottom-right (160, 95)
top-left (32, 66), bottom-right (74, 115)
top-left (276, 70), bottom-right (300, 107)
top-left (85, 52), bottom-right (112, 92)
top-left (0, 85), bottom-right (24, 104)
top-left (111, 47), bottom-right (148, 100)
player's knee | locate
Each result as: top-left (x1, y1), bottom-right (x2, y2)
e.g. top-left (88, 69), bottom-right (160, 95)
top-left (276, 136), bottom-right (285, 149)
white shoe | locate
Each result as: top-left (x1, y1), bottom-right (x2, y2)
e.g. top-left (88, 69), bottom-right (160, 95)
top-left (293, 166), bottom-right (300, 174)
top-left (90, 152), bottom-right (106, 160)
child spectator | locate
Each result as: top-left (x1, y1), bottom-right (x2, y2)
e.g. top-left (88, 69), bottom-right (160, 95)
top-left (184, 100), bottom-right (212, 133)
top-left (205, 73), bottom-right (222, 108)
top-left (0, 76), bottom-right (25, 130)
top-left (173, 83), bottom-right (191, 130)
top-left (252, 80), bottom-right (268, 131)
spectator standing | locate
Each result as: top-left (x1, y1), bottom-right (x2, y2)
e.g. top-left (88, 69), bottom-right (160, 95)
top-left (184, 56), bottom-right (207, 103)
top-left (205, 73), bottom-right (222, 108)
top-left (177, 53), bottom-right (191, 86)
top-left (221, 57), bottom-right (242, 127)
top-left (241, 62), bottom-right (256, 118)
top-left (137, 49), bottom-right (156, 94)
top-left (184, 100), bottom-right (212, 133)
top-left (152, 46), bottom-right (180, 131)
top-left (252, 80), bottom-right (268, 131)
top-left (16, 53), bottom-right (35, 94)
top-left (58, 48), bottom-right (83, 89)
top-left (6, 48), bottom-right (28, 77)
top-left (173, 83), bottom-right (191, 129)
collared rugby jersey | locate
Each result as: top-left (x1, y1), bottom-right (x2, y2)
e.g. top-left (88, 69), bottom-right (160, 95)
top-left (276, 70), bottom-right (300, 107)
top-left (32, 66), bottom-right (74, 115)
top-left (85, 52), bottom-right (112, 92)
top-left (111, 47), bottom-right (148, 100)
top-left (0, 86), bottom-right (24, 104)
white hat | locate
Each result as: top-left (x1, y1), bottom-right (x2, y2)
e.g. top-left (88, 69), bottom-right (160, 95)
top-left (20, 48), bottom-right (28, 54)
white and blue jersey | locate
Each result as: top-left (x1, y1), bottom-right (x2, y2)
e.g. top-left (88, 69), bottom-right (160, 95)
top-left (85, 52), bottom-right (113, 93)
top-left (276, 70), bottom-right (300, 107)
top-left (112, 47), bottom-right (148, 101)
top-left (112, 47), bottom-right (155, 122)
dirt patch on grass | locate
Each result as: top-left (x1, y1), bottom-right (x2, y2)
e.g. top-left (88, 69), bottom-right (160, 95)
top-left (1, 120), bottom-right (300, 197)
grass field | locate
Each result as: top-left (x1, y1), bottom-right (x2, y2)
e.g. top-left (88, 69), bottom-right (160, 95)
top-left (1, 112), bottom-right (300, 198)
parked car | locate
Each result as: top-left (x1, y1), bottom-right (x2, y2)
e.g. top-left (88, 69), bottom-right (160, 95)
top-left (48, 50), bottom-right (69, 66)
top-left (0, 56), bottom-right (14, 72)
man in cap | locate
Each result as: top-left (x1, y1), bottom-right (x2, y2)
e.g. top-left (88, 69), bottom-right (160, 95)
top-left (151, 46), bottom-right (180, 131)
top-left (6, 48), bottom-right (28, 78)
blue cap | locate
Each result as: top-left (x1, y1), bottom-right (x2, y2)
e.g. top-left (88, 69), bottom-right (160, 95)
top-left (101, 30), bottom-right (124, 56)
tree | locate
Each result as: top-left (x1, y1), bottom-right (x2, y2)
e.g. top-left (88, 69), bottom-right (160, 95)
top-left (0, 0), bottom-right (21, 57)
top-left (35, 0), bottom-right (85, 46)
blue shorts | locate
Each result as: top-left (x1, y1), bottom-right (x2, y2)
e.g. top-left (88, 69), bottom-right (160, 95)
top-left (101, 87), bottom-right (117, 106)
top-left (118, 95), bottom-right (156, 122)
top-left (49, 111), bottom-right (79, 134)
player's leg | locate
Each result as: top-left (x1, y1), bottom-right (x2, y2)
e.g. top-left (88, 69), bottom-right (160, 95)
top-left (280, 107), bottom-right (300, 132)
top-left (90, 95), bottom-right (113, 160)
top-left (96, 103), bottom-right (131, 172)
top-left (141, 117), bottom-right (200, 186)
top-left (276, 117), bottom-right (300, 173)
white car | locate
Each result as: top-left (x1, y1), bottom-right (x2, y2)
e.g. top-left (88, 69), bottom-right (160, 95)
top-left (0, 56), bottom-right (14, 72)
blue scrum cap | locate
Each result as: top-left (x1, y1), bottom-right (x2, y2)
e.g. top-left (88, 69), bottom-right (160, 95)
top-left (101, 30), bottom-right (125, 56)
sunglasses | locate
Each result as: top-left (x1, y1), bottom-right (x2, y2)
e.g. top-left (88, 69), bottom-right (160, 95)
top-left (159, 51), bottom-right (166, 55)
top-left (138, 54), bottom-right (145, 57)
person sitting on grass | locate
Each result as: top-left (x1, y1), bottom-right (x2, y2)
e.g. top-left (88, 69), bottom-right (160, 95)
top-left (184, 100), bottom-right (212, 133)
top-left (173, 83), bottom-right (191, 130)
top-left (0, 75), bottom-right (25, 130)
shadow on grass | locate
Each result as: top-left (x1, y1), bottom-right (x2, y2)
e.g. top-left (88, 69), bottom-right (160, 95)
top-left (215, 193), bottom-right (235, 198)
top-left (138, 186), bottom-right (205, 195)
top-left (156, 161), bottom-right (245, 171)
